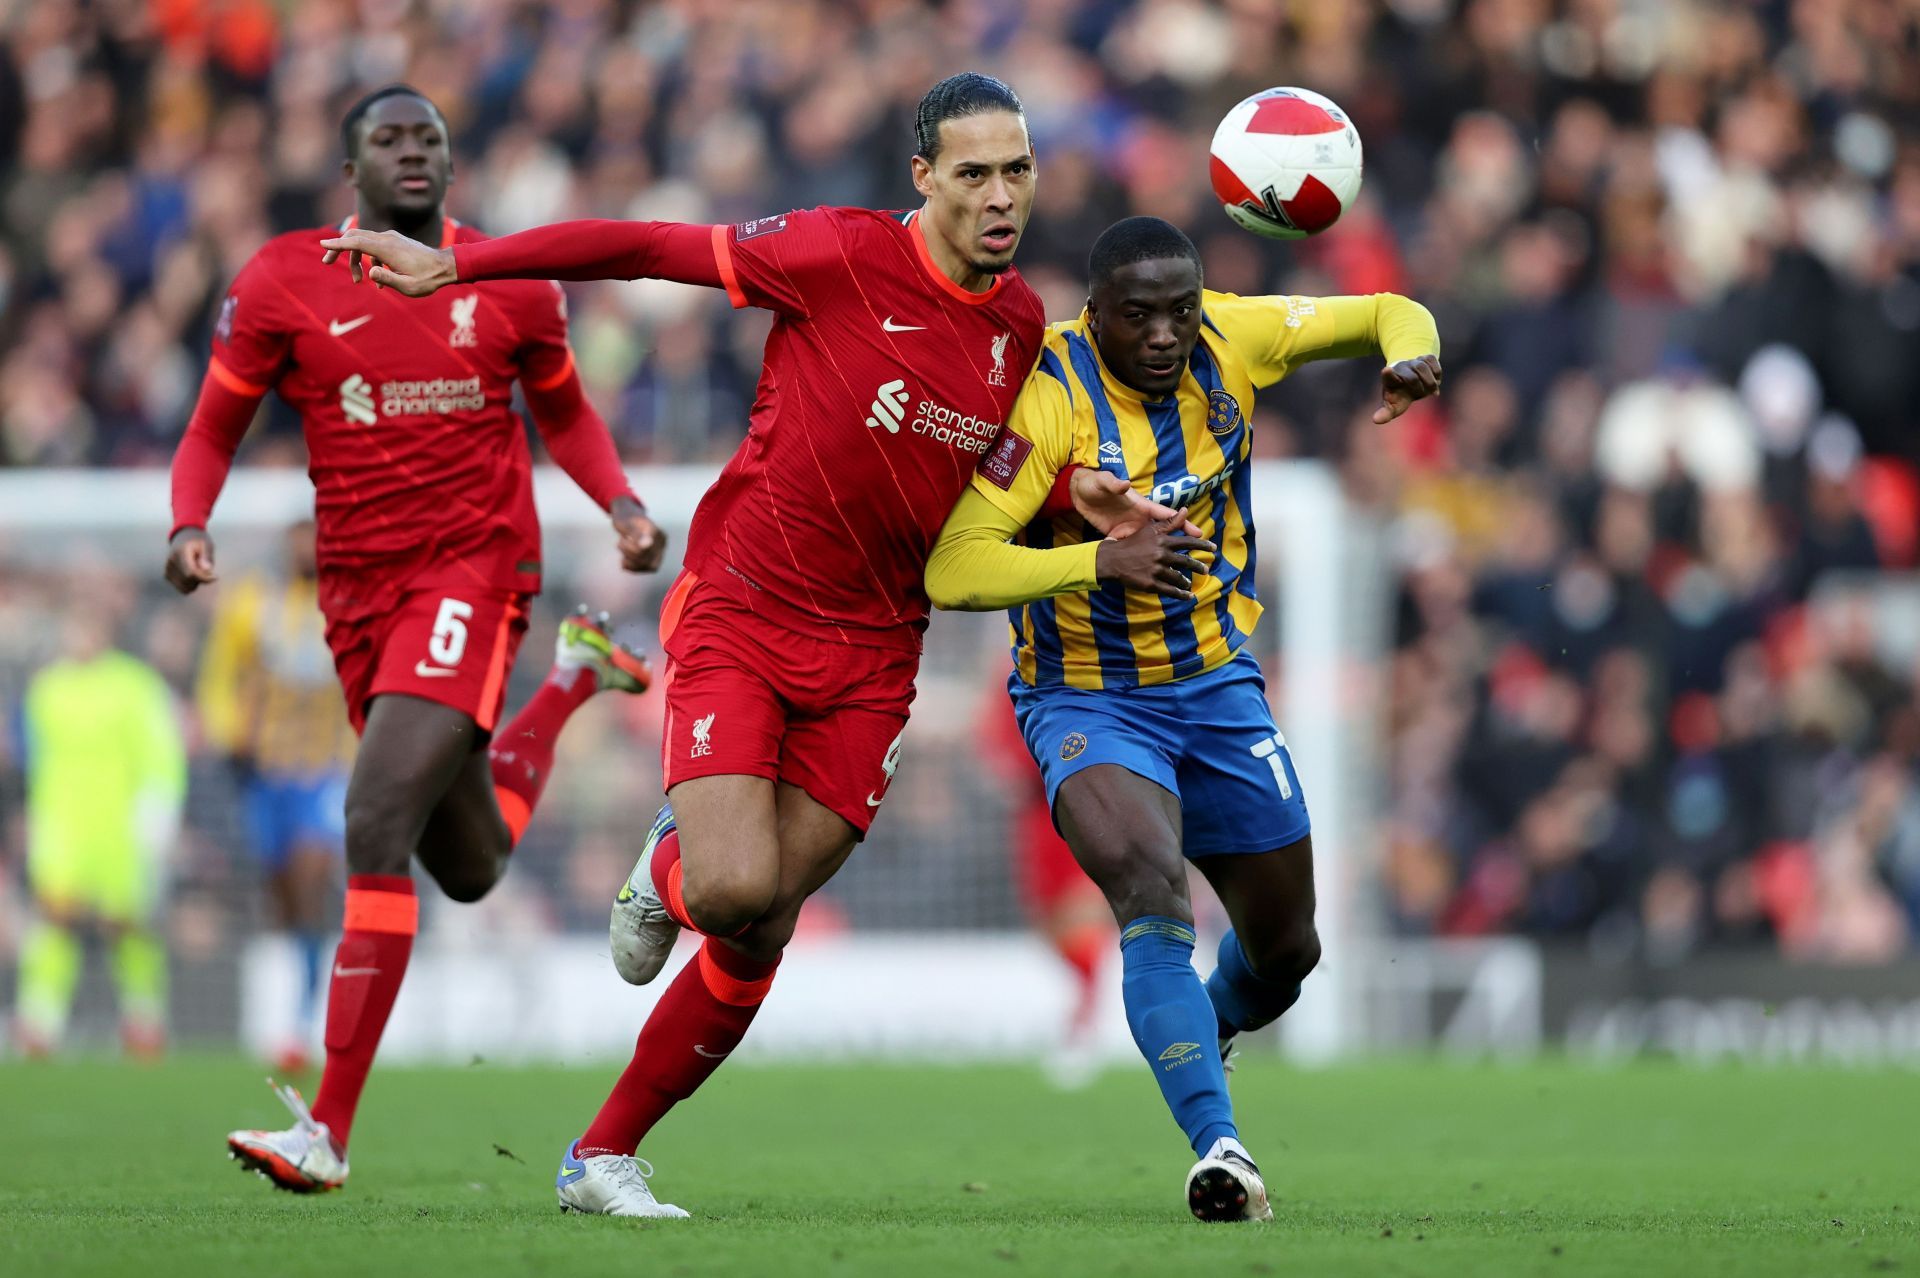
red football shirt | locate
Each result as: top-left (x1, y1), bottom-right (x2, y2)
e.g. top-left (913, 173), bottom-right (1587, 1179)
top-left (692, 208), bottom-right (1046, 650)
top-left (203, 219), bottom-right (585, 621)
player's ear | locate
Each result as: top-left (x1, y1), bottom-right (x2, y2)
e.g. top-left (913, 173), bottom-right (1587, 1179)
top-left (909, 154), bottom-right (934, 200)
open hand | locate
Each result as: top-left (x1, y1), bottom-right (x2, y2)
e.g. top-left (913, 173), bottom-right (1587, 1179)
top-left (163, 528), bottom-right (218, 594)
top-left (319, 228), bottom-right (457, 296)
top-left (1093, 513), bottom-right (1215, 601)
top-left (1375, 353), bottom-right (1443, 423)
top-left (1070, 468), bottom-right (1203, 538)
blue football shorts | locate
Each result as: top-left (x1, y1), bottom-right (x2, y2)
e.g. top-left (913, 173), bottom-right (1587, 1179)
top-left (243, 772), bottom-right (348, 869)
top-left (1009, 650), bottom-right (1311, 858)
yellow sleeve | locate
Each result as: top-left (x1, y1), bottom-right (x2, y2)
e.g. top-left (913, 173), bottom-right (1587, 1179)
top-left (926, 487), bottom-right (1101, 612)
top-left (195, 576), bottom-right (261, 756)
top-left (927, 363), bottom-right (1105, 611)
top-left (967, 365), bottom-right (1076, 521)
top-left (1205, 290), bottom-right (1439, 388)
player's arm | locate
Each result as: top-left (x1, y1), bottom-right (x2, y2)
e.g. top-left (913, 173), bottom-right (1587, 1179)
top-left (925, 376), bottom-right (1213, 611)
top-left (167, 262), bottom-right (288, 594)
top-left (515, 282), bottom-right (666, 572)
top-left (319, 220), bottom-right (725, 296)
top-left (1208, 290), bottom-right (1442, 421)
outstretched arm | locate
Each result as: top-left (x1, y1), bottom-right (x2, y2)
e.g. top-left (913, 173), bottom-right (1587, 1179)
top-left (1209, 290), bottom-right (1442, 420)
top-left (320, 220), bottom-right (725, 296)
top-left (521, 357), bottom-right (667, 573)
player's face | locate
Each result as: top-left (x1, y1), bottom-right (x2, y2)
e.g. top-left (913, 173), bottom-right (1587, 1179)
top-left (1087, 257), bottom-right (1203, 397)
top-left (910, 111), bottom-right (1035, 278)
top-left (346, 95), bottom-right (452, 221)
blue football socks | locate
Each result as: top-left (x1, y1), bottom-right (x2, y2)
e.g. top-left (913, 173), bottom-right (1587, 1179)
top-left (1205, 928), bottom-right (1303, 1039)
top-left (1119, 916), bottom-right (1238, 1157)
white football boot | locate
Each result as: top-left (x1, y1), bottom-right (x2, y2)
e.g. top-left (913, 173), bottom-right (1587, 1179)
top-left (1186, 1137), bottom-right (1272, 1222)
top-left (610, 803), bottom-right (682, 985)
top-left (556, 1140), bottom-right (690, 1218)
top-left (227, 1079), bottom-right (348, 1193)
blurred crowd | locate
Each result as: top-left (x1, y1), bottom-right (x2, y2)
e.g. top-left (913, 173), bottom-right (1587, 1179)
top-left (2, 0), bottom-right (1919, 962)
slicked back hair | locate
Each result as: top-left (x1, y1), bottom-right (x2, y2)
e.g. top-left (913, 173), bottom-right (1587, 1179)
top-left (914, 73), bottom-right (1025, 162)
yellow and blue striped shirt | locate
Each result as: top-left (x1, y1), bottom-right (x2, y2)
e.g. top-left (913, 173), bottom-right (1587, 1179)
top-left (196, 573), bottom-right (356, 775)
top-left (950, 290), bottom-right (1436, 690)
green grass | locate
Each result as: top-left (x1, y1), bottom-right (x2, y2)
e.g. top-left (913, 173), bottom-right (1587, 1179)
top-left (2, 1055), bottom-right (1915, 1277)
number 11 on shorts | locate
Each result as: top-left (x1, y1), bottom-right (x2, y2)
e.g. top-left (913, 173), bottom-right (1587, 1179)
top-left (1250, 731), bottom-right (1293, 801)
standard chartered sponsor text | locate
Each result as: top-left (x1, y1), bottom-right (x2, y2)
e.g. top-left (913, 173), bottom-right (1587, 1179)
top-left (381, 376), bottom-right (487, 416)
top-left (910, 398), bottom-right (998, 455)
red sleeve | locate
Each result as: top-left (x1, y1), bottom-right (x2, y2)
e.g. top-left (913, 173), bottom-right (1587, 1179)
top-left (453, 220), bottom-right (723, 290)
top-left (170, 257), bottom-right (288, 537)
top-left (170, 374), bottom-right (263, 538)
top-left (711, 209), bottom-right (844, 317)
top-left (1039, 463), bottom-right (1084, 520)
top-left (515, 282), bottom-right (637, 513)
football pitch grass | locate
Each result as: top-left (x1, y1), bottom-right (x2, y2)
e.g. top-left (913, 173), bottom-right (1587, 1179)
top-left (3, 1055), bottom-right (1913, 1277)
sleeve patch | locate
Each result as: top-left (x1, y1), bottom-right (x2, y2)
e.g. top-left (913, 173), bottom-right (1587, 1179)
top-left (978, 431), bottom-right (1034, 491)
top-left (215, 294), bottom-right (237, 343)
top-left (735, 214), bottom-right (788, 241)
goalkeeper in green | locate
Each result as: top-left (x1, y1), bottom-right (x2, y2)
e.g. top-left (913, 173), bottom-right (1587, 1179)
top-left (14, 602), bottom-right (186, 1056)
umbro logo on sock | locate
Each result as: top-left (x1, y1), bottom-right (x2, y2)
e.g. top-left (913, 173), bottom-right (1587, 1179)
top-left (1157, 1041), bottom-right (1202, 1069)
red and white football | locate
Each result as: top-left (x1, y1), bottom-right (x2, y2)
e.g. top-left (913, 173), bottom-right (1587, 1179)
top-left (1208, 87), bottom-right (1363, 240)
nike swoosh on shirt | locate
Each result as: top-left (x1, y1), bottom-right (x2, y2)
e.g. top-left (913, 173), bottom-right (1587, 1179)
top-left (333, 965), bottom-right (381, 978)
top-left (414, 661), bottom-right (458, 678)
top-left (329, 316), bottom-right (372, 337)
top-left (693, 1045), bottom-right (731, 1059)
top-left (880, 317), bottom-right (925, 332)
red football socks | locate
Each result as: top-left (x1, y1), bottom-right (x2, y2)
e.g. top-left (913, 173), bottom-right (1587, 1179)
top-left (646, 827), bottom-right (697, 931)
top-left (1057, 923), bottom-right (1108, 1033)
top-left (576, 938), bottom-right (779, 1157)
top-left (489, 665), bottom-right (598, 844)
top-left (310, 875), bottom-right (417, 1151)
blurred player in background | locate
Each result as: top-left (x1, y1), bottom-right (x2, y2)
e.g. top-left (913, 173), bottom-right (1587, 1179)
top-left (927, 216), bottom-right (1442, 1221)
top-left (980, 691), bottom-right (1110, 1088)
top-left (323, 72), bottom-right (1177, 1216)
top-left (195, 519), bottom-right (354, 1074)
top-left (164, 85), bottom-right (668, 1193)
top-left (13, 598), bottom-right (186, 1059)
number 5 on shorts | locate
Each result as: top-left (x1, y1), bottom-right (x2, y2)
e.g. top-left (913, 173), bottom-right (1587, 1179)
top-left (430, 597), bottom-right (473, 668)
top-left (1250, 731), bottom-right (1294, 801)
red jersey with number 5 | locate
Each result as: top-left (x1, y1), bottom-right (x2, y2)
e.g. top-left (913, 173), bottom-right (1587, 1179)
top-left (206, 219), bottom-right (580, 622)
top-left (688, 207), bottom-right (1046, 650)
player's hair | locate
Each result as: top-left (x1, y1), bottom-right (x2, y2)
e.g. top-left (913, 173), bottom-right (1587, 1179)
top-left (1088, 217), bottom-right (1203, 289)
top-left (340, 84), bottom-right (444, 159)
top-left (913, 73), bottom-right (1025, 162)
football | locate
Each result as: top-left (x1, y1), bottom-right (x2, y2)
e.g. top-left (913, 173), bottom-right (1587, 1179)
top-left (1208, 87), bottom-right (1364, 240)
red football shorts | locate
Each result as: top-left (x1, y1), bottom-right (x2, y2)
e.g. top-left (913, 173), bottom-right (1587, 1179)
top-left (326, 588), bottom-right (531, 735)
top-left (657, 573), bottom-right (918, 836)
